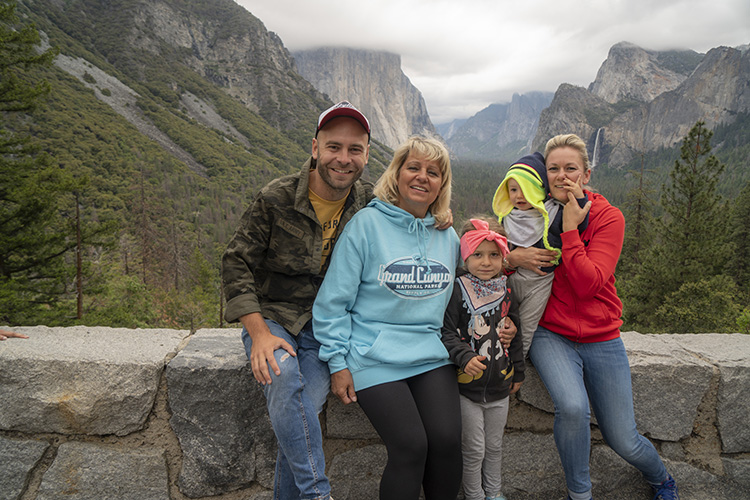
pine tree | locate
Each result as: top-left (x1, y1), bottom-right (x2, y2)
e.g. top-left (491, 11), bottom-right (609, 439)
top-left (624, 121), bottom-right (735, 332)
top-left (618, 155), bottom-right (657, 276)
top-left (0, 0), bottom-right (76, 324)
top-left (730, 182), bottom-right (750, 300)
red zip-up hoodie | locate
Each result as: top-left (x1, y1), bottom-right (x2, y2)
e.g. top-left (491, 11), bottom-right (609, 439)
top-left (539, 191), bottom-right (624, 343)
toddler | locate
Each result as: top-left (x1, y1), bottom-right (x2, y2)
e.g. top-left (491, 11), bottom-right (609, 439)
top-left (492, 152), bottom-right (588, 356)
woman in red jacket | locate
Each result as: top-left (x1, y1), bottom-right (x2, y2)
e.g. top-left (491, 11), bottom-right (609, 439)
top-left (503, 134), bottom-right (679, 500)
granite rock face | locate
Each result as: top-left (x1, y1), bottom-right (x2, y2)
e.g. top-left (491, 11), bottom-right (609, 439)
top-left (130, 0), bottom-right (327, 133)
top-left (533, 43), bottom-right (749, 167)
top-left (588, 41), bottom-right (698, 104)
top-left (444, 91), bottom-right (554, 162)
top-left (293, 47), bottom-right (438, 149)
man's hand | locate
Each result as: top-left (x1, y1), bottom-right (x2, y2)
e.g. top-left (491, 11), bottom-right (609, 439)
top-left (498, 317), bottom-right (517, 348)
top-left (241, 313), bottom-right (296, 386)
top-left (0, 329), bottom-right (28, 341)
top-left (510, 381), bottom-right (523, 394)
top-left (331, 369), bottom-right (357, 404)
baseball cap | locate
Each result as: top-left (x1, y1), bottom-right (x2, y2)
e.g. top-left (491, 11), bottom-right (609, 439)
top-left (316, 101), bottom-right (370, 137)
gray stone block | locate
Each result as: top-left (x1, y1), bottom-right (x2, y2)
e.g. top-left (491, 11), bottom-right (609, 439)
top-left (501, 432), bottom-right (563, 497)
top-left (590, 445), bottom-right (653, 498)
top-left (325, 394), bottom-right (378, 439)
top-left (0, 326), bottom-right (188, 436)
top-left (519, 333), bottom-right (717, 443)
top-left (167, 328), bottom-right (276, 497)
top-left (722, 456), bottom-right (750, 489)
top-left (0, 436), bottom-right (49, 500)
top-left (624, 332), bottom-right (714, 442)
top-left (328, 445), bottom-right (386, 500)
top-left (663, 459), bottom-right (748, 499)
top-left (672, 333), bottom-right (750, 453)
top-left (36, 442), bottom-right (168, 500)
top-left (515, 364), bottom-right (553, 413)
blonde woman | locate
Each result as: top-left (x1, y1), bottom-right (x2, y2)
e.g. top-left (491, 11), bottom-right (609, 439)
top-left (314, 136), bottom-right (463, 500)
top-left (506, 134), bottom-right (679, 500)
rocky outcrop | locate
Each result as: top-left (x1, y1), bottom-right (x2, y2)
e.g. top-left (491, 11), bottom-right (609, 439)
top-left (588, 41), bottom-right (700, 104)
top-left (446, 91), bottom-right (553, 161)
top-left (1, 326), bottom-right (749, 499)
top-left (534, 43), bottom-right (749, 167)
top-left (532, 83), bottom-right (616, 152)
top-left (127, 0), bottom-right (327, 132)
top-left (603, 46), bottom-right (750, 165)
top-left (293, 47), bottom-right (438, 148)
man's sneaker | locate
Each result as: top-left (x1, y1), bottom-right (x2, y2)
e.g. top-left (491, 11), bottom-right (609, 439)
top-left (652, 474), bottom-right (679, 500)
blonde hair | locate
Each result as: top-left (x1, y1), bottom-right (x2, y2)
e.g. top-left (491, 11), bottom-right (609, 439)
top-left (544, 133), bottom-right (590, 172)
top-left (373, 136), bottom-right (452, 225)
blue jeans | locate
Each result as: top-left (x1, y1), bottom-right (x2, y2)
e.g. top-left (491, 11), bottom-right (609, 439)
top-left (242, 320), bottom-right (331, 500)
top-left (529, 327), bottom-right (667, 497)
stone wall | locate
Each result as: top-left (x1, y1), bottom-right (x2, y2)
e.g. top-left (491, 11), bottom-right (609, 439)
top-left (1, 326), bottom-right (748, 500)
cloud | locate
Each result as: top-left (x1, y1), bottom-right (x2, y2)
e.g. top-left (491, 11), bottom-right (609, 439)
top-left (235, 0), bottom-right (750, 124)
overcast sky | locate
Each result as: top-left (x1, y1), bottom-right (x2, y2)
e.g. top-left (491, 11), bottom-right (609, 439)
top-left (235, 0), bottom-right (750, 124)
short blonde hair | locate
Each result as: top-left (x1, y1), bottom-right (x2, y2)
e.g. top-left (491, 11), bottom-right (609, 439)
top-left (373, 136), bottom-right (452, 225)
top-left (544, 133), bottom-right (590, 172)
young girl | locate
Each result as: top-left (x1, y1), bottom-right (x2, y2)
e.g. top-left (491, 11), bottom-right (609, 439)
top-left (492, 152), bottom-right (588, 356)
top-left (441, 216), bottom-right (525, 500)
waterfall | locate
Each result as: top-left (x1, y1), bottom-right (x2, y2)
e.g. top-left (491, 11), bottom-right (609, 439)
top-left (591, 127), bottom-right (603, 169)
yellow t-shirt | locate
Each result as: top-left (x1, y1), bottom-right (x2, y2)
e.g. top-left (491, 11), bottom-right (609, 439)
top-left (309, 188), bottom-right (348, 267)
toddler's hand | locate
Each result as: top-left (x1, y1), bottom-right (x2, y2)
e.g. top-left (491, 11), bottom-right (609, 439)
top-left (464, 356), bottom-right (487, 377)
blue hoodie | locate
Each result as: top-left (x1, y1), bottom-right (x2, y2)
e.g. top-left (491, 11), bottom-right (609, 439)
top-left (313, 198), bottom-right (460, 391)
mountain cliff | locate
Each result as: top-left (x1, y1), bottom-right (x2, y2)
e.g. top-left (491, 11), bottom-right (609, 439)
top-left (533, 42), bottom-right (749, 168)
top-left (442, 91), bottom-right (553, 162)
top-left (588, 41), bottom-right (701, 104)
top-left (292, 47), bottom-right (437, 149)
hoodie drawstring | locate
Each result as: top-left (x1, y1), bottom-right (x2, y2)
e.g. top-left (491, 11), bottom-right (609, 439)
top-left (408, 218), bottom-right (430, 272)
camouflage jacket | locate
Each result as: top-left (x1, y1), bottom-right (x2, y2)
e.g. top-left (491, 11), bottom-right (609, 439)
top-left (222, 158), bottom-right (374, 334)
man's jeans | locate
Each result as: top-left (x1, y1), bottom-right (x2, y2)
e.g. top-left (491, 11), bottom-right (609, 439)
top-left (529, 327), bottom-right (667, 497)
top-left (242, 320), bottom-right (331, 500)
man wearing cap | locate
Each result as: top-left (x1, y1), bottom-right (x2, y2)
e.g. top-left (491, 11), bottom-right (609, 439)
top-left (221, 101), bottom-right (372, 500)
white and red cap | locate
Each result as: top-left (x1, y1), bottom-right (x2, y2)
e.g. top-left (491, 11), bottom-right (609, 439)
top-left (316, 101), bottom-right (370, 137)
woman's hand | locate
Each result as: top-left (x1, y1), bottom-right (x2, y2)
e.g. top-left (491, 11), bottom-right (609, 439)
top-left (561, 176), bottom-right (584, 199)
top-left (331, 368), bottom-right (357, 404)
top-left (506, 247), bottom-right (558, 276)
top-left (435, 208), bottom-right (453, 230)
top-left (562, 191), bottom-right (592, 232)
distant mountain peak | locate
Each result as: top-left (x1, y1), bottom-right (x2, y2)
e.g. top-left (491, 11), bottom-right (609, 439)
top-left (588, 42), bottom-right (702, 105)
top-left (536, 42), bottom-right (749, 169)
top-left (292, 47), bottom-right (437, 148)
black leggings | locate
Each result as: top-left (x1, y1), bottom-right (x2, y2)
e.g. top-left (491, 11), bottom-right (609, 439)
top-left (357, 365), bottom-right (462, 500)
